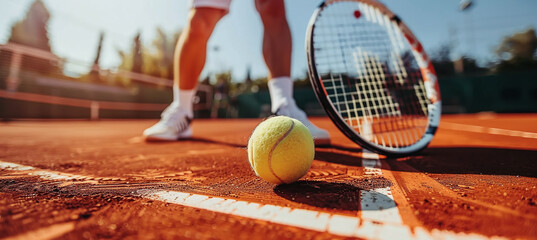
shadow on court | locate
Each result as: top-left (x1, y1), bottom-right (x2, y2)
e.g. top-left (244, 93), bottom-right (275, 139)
top-left (273, 180), bottom-right (394, 211)
top-left (145, 136), bottom-right (247, 149)
top-left (405, 147), bottom-right (537, 178)
top-left (315, 146), bottom-right (537, 178)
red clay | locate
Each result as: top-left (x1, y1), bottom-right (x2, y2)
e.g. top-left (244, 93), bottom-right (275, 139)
top-left (0, 114), bottom-right (536, 239)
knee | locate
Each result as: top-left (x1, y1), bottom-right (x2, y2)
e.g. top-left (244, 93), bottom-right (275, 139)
top-left (255, 0), bottom-right (286, 22)
top-left (186, 8), bottom-right (224, 39)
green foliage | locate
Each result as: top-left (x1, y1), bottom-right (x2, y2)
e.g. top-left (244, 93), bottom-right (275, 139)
top-left (457, 56), bottom-right (486, 74)
top-left (430, 44), bottom-right (455, 76)
top-left (494, 28), bottom-right (537, 73)
top-left (293, 71), bottom-right (312, 88)
top-left (430, 44), bottom-right (486, 76)
top-left (430, 29), bottom-right (537, 76)
top-left (251, 76), bottom-right (269, 91)
top-left (132, 33), bottom-right (143, 74)
top-left (116, 27), bottom-right (181, 85)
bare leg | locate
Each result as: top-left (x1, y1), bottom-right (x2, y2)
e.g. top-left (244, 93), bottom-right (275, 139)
top-left (255, 0), bottom-right (292, 79)
top-left (143, 7), bottom-right (226, 141)
top-left (255, 0), bottom-right (330, 143)
top-left (175, 8), bottom-right (226, 90)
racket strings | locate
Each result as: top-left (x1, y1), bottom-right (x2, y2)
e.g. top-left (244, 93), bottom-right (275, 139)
top-left (313, 2), bottom-right (431, 148)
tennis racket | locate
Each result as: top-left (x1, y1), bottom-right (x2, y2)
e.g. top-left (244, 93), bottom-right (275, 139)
top-left (306, 0), bottom-right (441, 156)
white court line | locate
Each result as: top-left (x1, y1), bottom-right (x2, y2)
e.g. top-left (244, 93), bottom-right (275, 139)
top-left (0, 162), bottom-right (35, 171)
top-left (2, 222), bottom-right (75, 240)
top-left (360, 151), bottom-right (402, 226)
top-left (138, 189), bottom-right (500, 240)
top-left (0, 161), bottom-right (504, 240)
top-left (441, 122), bottom-right (537, 139)
top-left (0, 162), bottom-right (92, 181)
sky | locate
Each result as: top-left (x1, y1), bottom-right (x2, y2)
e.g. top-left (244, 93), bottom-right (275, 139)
top-left (1, 0), bottom-right (536, 81)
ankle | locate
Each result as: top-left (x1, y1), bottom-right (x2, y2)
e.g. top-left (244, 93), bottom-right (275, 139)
top-left (268, 76), bottom-right (294, 113)
top-left (171, 88), bottom-right (195, 117)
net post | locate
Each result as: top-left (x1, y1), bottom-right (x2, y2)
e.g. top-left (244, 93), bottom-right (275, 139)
top-left (90, 101), bottom-right (100, 120)
top-left (6, 49), bottom-right (22, 92)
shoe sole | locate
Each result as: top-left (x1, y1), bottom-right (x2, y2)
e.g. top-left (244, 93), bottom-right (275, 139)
top-left (144, 136), bottom-right (177, 142)
top-left (144, 133), bottom-right (193, 142)
top-left (144, 136), bottom-right (194, 142)
top-left (143, 127), bottom-right (193, 142)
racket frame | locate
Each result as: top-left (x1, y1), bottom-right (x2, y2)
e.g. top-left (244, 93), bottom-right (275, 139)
top-left (306, 0), bottom-right (441, 156)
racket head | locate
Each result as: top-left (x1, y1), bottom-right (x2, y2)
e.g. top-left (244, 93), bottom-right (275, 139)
top-left (306, 0), bottom-right (441, 156)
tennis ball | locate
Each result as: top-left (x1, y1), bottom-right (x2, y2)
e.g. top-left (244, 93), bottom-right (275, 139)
top-left (247, 116), bottom-right (314, 184)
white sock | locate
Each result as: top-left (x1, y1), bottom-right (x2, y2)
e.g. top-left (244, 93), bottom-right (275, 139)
top-left (268, 76), bottom-right (295, 113)
top-left (173, 85), bottom-right (180, 103)
top-left (172, 85), bottom-right (195, 117)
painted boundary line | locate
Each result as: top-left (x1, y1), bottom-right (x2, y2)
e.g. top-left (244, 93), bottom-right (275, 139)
top-left (441, 122), bottom-right (537, 139)
top-left (360, 151), bottom-right (402, 226)
top-left (2, 222), bottom-right (75, 240)
top-left (0, 161), bottom-right (502, 240)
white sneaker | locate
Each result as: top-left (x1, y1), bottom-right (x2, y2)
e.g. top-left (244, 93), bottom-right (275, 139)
top-left (143, 105), bottom-right (193, 141)
top-left (274, 104), bottom-right (330, 145)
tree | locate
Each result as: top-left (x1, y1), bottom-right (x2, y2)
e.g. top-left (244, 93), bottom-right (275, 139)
top-left (430, 44), bottom-right (455, 76)
top-left (132, 32), bottom-right (143, 74)
top-left (429, 44), bottom-right (486, 75)
top-left (5, 0), bottom-right (63, 78)
top-left (495, 28), bottom-right (537, 72)
top-left (455, 56), bottom-right (486, 74)
top-left (147, 28), bottom-right (177, 79)
top-left (8, 0), bottom-right (51, 51)
top-left (86, 32), bottom-right (105, 82)
top-left (117, 28), bottom-right (181, 85)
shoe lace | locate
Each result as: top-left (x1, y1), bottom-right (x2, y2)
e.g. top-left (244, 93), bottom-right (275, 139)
top-left (273, 105), bottom-right (309, 127)
top-left (161, 106), bottom-right (191, 132)
top-left (273, 105), bottom-right (328, 137)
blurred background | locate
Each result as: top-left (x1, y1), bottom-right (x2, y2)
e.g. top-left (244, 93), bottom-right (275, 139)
top-left (0, 0), bottom-right (536, 120)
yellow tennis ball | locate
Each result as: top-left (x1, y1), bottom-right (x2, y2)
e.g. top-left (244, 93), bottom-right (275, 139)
top-left (247, 116), bottom-right (314, 184)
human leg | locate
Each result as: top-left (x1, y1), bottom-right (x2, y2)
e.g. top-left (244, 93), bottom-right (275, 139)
top-left (175, 7), bottom-right (227, 92)
top-left (144, 4), bottom-right (227, 141)
top-left (255, 0), bottom-right (291, 80)
top-left (255, 0), bottom-right (330, 144)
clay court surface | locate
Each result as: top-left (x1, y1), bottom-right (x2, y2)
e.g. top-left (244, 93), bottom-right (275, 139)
top-left (1, 114), bottom-right (536, 239)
